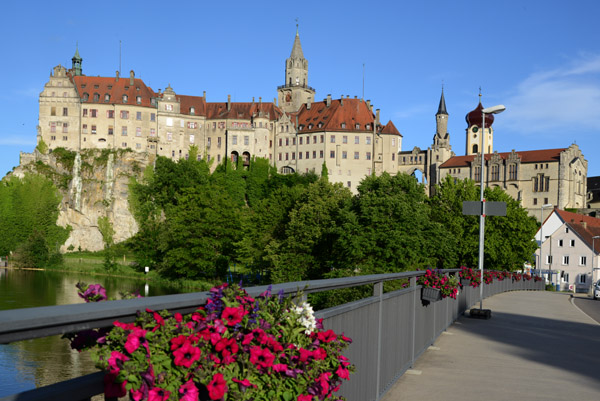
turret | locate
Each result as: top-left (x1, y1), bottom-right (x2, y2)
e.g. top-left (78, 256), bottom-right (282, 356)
top-left (434, 87), bottom-right (449, 148)
top-left (71, 46), bottom-right (82, 76)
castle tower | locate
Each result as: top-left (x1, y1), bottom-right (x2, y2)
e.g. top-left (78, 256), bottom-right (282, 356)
top-left (433, 87), bottom-right (449, 148)
top-left (465, 95), bottom-right (494, 155)
top-left (71, 46), bottom-right (82, 76)
top-left (277, 26), bottom-right (315, 113)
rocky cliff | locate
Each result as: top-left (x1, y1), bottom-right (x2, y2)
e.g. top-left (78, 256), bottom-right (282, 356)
top-left (12, 149), bottom-right (151, 252)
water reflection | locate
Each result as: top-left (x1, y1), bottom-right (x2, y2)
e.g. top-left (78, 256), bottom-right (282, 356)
top-left (0, 268), bottom-right (181, 397)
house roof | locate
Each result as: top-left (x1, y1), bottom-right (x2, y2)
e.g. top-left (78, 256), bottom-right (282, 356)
top-left (567, 222), bottom-right (600, 254)
top-left (177, 94), bottom-right (207, 116)
top-left (204, 101), bottom-right (283, 121)
top-left (295, 98), bottom-right (398, 134)
top-left (73, 75), bottom-right (157, 108)
top-left (439, 148), bottom-right (566, 169)
top-left (380, 120), bottom-right (402, 136)
top-left (555, 209), bottom-right (600, 228)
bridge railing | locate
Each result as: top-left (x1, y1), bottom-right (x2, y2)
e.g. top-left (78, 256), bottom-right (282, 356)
top-left (0, 270), bottom-right (543, 401)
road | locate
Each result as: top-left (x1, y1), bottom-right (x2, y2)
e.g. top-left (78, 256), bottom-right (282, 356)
top-left (572, 295), bottom-right (600, 324)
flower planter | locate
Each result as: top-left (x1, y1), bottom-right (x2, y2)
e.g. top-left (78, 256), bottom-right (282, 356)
top-left (421, 287), bottom-right (442, 303)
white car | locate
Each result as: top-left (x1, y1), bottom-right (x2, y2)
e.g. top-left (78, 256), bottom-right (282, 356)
top-left (594, 280), bottom-right (600, 300)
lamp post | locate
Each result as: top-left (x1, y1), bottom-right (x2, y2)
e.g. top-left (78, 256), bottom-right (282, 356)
top-left (477, 104), bottom-right (505, 310)
top-left (593, 235), bottom-right (600, 296)
top-left (539, 203), bottom-right (553, 282)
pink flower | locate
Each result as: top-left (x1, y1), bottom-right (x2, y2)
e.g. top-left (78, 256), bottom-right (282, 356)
top-left (179, 379), bottom-right (199, 401)
top-left (222, 306), bottom-right (246, 326)
top-left (104, 371), bottom-right (127, 398)
top-left (207, 373), bottom-right (228, 400)
top-left (232, 377), bottom-right (256, 389)
top-left (170, 334), bottom-right (188, 351)
top-left (336, 365), bottom-right (350, 380)
top-left (249, 346), bottom-right (275, 369)
top-left (273, 363), bottom-right (288, 373)
top-left (215, 337), bottom-right (239, 356)
top-left (148, 387), bottom-right (170, 401)
top-left (173, 341), bottom-right (201, 368)
top-left (316, 372), bottom-right (331, 396)
top-left (107, 351), bottom-right (129, 373)
top-left (312, 348), bottom-right (327, 360)
top-left (113, 321), bottom-right (136, 330)
top-left (298, 395), bottom-right (313, 401)
top-left (125, 327), bottom-right (147, 354)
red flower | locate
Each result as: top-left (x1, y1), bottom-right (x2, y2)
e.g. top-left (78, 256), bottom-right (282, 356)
top-left (103, 371), bottom-right (127, 398)
top-left (107, 351), bottom-right (128, 373)
top-left (249, 346), bottom-right (275, 369)
top-left (317, 329), bottom-right (337, 343)
top-left (125, 327), bottom-right (147, 354)
top-left (148, 387), bottom-right (170, 401)
top-left (232, 377), bottom-right (256, 389)
top-left (298, 395), bottom-right (313, 401)
top-left (215, 337), bottom-right (239, 355)
top-left (113, 321), bottom-right (135, 330)
top-left (179, 379), bottom-right (199, 401)
top-left (207, 373), bottom-right (228, 400)
top-left (173, 341), bottom-right (201, 368)
top-left (316, 372), bottom-right (331, 396)
top-left (312, 348), bottom-right (327, 360)
top-left (222, 306), bottom-right (246, 326)
top-left (336, 365), bottom-right (350, 380)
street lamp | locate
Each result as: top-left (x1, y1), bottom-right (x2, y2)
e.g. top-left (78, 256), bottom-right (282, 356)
top-left (539, 203), bottom-right (553, 282)
top-left (477, 104), bottom-right (506, 311)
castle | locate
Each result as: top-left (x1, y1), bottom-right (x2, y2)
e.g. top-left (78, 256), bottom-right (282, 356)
top-left (36, 30), bottom-right (587, 217)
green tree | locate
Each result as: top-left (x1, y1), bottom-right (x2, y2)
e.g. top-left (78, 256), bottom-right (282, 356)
top-left (98, 216), bottom-right (117, 272)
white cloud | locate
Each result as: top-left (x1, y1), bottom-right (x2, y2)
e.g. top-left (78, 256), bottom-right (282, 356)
top-left (502, 54), bottom-right (600, 134)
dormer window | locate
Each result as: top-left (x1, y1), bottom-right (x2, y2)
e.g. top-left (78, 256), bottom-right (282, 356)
top-left (355, 123), bottom-right (360, 129)
top-left (318, 122), bottom-right (323, 128)
top-left (123, 95), bottom-right (128, 103)
top-left (94, 85), bottom-right (99, 89)
top-left (82, 93), bottom-right (89, 101)
top-left (190, 107), bottom-right (195, 115)
top-left (366, 124), bottom-right (371, 130)
top-left (341, 123), bottom-right (346, 129)
top-left (136, 96), bottom-right (141, 104)
top-left (93, 93), bottom-right (99, 102)
top-left (108, 85), bottom-right (112, 90)
top-left (136, 87), bottom-right (140, 91)
top-left (298, 125), bottom-right (304, 131)
top-left (81, 84), bottom-right (87, 89)
top-left (104, 94), bottom-right (110, 102)
top-left (308, 124), bottom-right (313, 129)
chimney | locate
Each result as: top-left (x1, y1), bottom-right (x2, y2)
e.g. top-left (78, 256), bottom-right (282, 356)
top-left (354, 95), bottom-right (357, 99)
top-left (129, 70), bottom-right (135, 85)
top-left (307, 100), bottom-right (311, 110)
top-left (203, 91), bottom-right (206, 100)
top-left (259, 97), bottom-right (262, 104)
top-left (227, 94), bottom-right (231, 111)
top-left (340, 96), bottom-right (343, 106)
top-left (273, 97), bottom-right (277, 105)
top-left (370, 104), bottom-right (374, 112)
top-left (326, 94), bottom-right (331, 107)
top-left (366, 100), bottom-right (371, 108)
top-left (252, 97), bottom-right (255, 103)
top-left (376, 109), bottom-right (380, 125)
top-left (115, 70), bottom-right (120, 81)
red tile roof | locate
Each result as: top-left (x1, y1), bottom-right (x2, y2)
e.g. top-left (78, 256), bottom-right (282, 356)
top-left (177, 95), bottom-right (207, 116)
top-left (295, 98), bottom-right (377, 133)
top-left (567, 222), bottom-right (600, 253)
top-left (73, 75), bottom-right (157, 107)
top-left (203, 102), bottom-right (282, 121)
top-left (380, 120), bottom-right (402, 136)
top-left (439, 148), bottom-right (566, 168)
top-left (555, 209), bottom-right (600, 228)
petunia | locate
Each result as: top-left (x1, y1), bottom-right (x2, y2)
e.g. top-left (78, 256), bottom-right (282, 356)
top-left (336, 365), bottom-right (350, 380)
top-left (249, 346), bottom-right (275, 369)
top-left (207, 373), bottom-right (228, 400)
top-left (232, 377), bottom-right (256, 389)
top-left (317, 329), bottom-right (337, 343)
top-left (298, 395), bottom-right (313, 401)
top-left (215, 337), bottom-right (239, 355)
top-left (179, 379), bottom-right (199, 401)
top-left (173, 341), bottom-right (201, 368)
top-left (104, 371), bottom-right (127, 398)
top-left (222, 306), bottom-right (246, 326)
top-left (125, 327), bottom-right (148, 354)
top-left (148, 387), bottom-right (170, 401)
top-left (107, 351), bottom-right (129, 373)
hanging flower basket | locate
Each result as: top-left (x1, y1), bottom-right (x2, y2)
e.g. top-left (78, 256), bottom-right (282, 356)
top-left (421, 287), bottom-right (442, 303)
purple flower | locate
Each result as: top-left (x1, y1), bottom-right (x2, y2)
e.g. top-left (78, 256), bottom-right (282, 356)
top-left (77, 282), bottom-right (107, 303)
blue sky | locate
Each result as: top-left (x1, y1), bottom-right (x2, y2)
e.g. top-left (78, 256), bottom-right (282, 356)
top-left (1, 0), bottom-right (599, 178)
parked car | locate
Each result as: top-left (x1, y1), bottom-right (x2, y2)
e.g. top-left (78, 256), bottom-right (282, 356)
top-left (594, 280), bottom-right (600, 300)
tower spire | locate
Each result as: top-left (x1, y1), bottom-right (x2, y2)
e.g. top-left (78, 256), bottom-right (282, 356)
top-left (437, 85), bottom-right (448, 116)
top-left (71, 44), bottom-right (82, 76)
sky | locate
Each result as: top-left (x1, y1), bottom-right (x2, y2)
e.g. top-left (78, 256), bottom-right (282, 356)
top-left (1, 0), bottom-right (599, 178)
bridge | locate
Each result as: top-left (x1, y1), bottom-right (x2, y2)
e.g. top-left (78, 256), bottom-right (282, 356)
top-left (2, 270), bottom-right (592, 401)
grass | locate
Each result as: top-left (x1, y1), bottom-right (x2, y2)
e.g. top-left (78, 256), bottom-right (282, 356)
top-left (48, 250), bottom-right (215, 293)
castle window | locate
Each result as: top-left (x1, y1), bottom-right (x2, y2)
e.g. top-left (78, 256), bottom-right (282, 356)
top-left (136, 112), bottom-right (142, 120)
top-left (392, 153), bottom-right (395, 161)
top-left (91, 125), bottom-right (97, 134)
top-left (313, 136), bottom-right (317, 144)
top-left (62, 123), bottom-right (68, 133)
top-left (472, 144), bottom-right (478, 153)
top-left (122, 142), bottom-right (127, 148)
top-left (105, 94), bottom-right (110, 102)
top-left (306, 151), bottom-right (309, 159)
top-left (299, 137), bottom-right (303, 145)
top-left (62, 136), bottom-right (67, 141)
top-left (308, 124), bottom-right (313, 129)
top-left (341, 123), bottom-right (346, 129)
top-left (366, 124), bottom-right (370, 130)
top-left (330, 135), bottom-right (335, 143)
top-left (90, 109), bottom-right (97, 118)
top-left (120, 110), bottom-right (129, 119)
top-left (136, 127), bottom-right (142, 137)
top-left (320, 150), bottom-right (324, 158)
top-left (232, 135), bottom-right (238, 145)
top-left (299, 152), bottom-right (302, 159)
top-left (509, 164), bottom-right (517, 180)
top-left (190, 107), bottom-right (195, 115)
top-left (165, 104), bottom-right (173, 111)
top-left (50, 122), bottom-right (56, 133)
top-left (293, 138), bottom-right (296, 145)
top-left (50, 135), bottom-right (56, 141)
top-left (474, 166), bottom-right (481, 181)
top-left (63, 92), bottom-right (67, 97)
top-left (313, 151), bottom-right (317, 158)
top-left (82, 124), bottom-right (88, 134)
top-left (122, 126), bottom-right (127, 136)
top-left (167, 132), bottom-right (173, 141)
top-left (244, 136), bottom-right (249, 146)
top-left (62, 107), bottom-right (68, 116)
top-left (342, 151), bottom-right (347, 159)
top-left (355, 124), bottom-right (360, 129)
top-left (82, 93), bottom-right (89, 102)
top-left (136, 96), bottom-right (141, 104)
top-left (217, 137), bottom-right (222, 147)
top-left (136, 143), bottom-right (141, 150)
top-left (491, 165), bottom-right (499, 181)
top-left (150, 113), bottom-right (156, 121)
top-left (108, 126), bottom-right (113, 135)
top-left (367, 152), bottom-right (372, 160)
top-left (123, 95), bottom-right (128, 103)
top-left (107, 110), bottom-right (114, 118)
top-left (343, 136), bottom-right (348, 144)
top-left (366, 136), bottom-right (371, 145)
top-left (355, 136), bottom-right (359, 144)
top-left (330, 150), bottom-right (335, 158)
top-left (150, 128), bottom-right (156, 137)
top-left (285, 138), bottom-right (289, 146)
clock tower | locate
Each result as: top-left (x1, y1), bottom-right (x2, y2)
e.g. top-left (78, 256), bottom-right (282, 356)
top-left (277, 26), bottom-right (315, 113)
top-left (465, 95), bottom-right (495, 156)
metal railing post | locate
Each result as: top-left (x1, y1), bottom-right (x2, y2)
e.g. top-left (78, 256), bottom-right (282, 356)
top-left (410, 276), bottom-right (417, 367)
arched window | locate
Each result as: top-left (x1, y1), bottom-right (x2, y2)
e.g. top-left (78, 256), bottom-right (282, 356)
top-left (93, 93), bottom-right (99, 102)
top-left (472, 144), bottom-right (478, 153)
top-left (123, 94), bottom-right (128, 103)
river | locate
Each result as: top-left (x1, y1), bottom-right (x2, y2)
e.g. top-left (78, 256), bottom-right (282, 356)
top-left (0, 268), bottom-right (183, 398)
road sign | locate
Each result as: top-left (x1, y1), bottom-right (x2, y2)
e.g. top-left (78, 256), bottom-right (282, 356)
top-left (462, 201), bottom-right (507, 216)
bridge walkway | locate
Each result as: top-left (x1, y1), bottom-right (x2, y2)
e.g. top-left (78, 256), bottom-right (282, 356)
top-left (382, 291), bottom-right (600, 401)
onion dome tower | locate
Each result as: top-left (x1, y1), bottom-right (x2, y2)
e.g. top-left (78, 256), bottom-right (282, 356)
top-left (71, 45), bottom-right (82, 76)
top-left (465, 95), bottom-right (494, 155)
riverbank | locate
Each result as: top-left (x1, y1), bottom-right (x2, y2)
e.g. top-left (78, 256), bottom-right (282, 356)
top-left (2, 252), bottom-right (215, 293)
